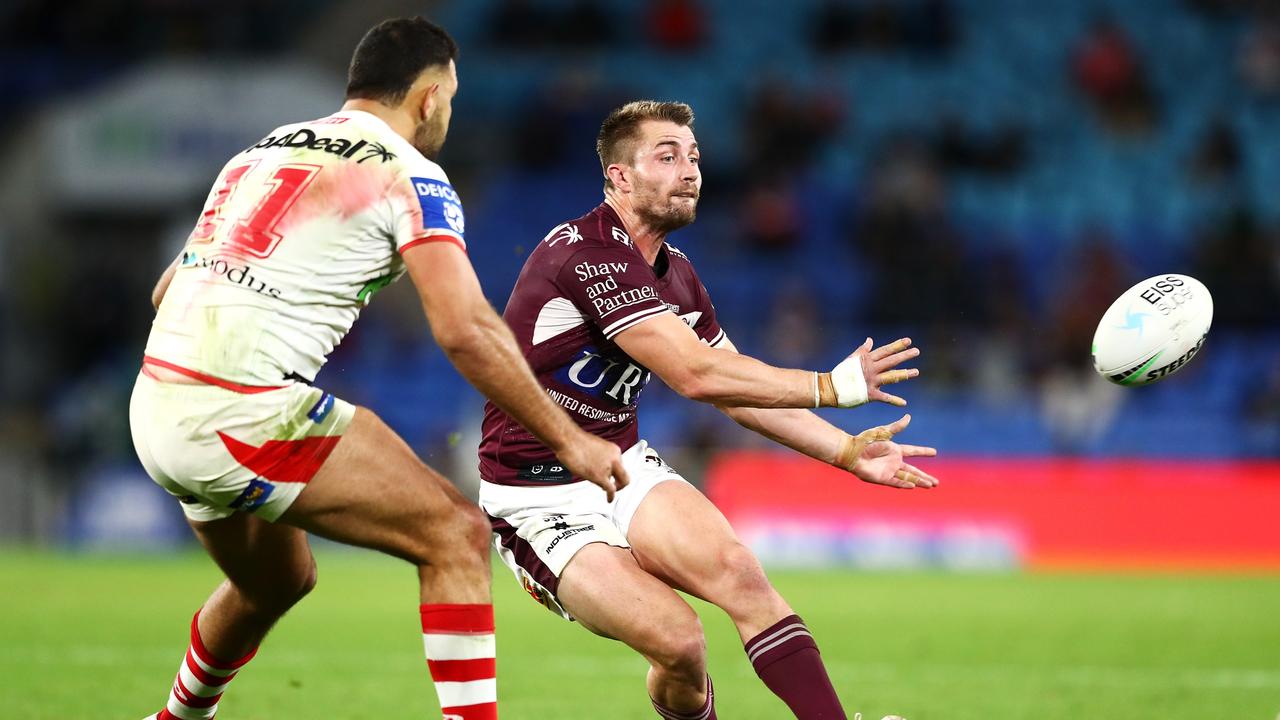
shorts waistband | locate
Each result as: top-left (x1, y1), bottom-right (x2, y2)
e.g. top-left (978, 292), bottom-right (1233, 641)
top-left (141, 355), bottom-right (287, 395)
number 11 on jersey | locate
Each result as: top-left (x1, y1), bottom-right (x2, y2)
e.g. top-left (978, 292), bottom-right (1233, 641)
top-left (190, 161), bottom-right (322, 259)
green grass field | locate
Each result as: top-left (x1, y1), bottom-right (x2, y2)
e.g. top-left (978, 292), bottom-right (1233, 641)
top-left (5, 548), bottom-right (1279, 719)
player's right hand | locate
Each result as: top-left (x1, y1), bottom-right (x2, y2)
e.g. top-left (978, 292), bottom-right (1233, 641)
top-left (843, 337), bottom-right (920, 407)
top-left (557, 432), bottom-right (630, 502)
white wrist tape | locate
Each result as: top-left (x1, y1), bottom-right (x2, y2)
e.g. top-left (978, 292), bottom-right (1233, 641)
top-left (829, 356), bottom-right (869, 407)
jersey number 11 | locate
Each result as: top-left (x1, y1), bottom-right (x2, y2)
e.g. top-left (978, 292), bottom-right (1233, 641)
top-left (190, 160), bottom-right (322, 259)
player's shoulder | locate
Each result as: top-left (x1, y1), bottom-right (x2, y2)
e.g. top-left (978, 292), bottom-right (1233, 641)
top-left (663, 241), bottom-right (703, 277)
top-left (536, 203), bottom-right (636, 258)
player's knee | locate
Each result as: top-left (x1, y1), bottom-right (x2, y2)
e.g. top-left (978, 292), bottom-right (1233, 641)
top-left (455, 502), bottom-right (492, 561)
top-left (238, 556), bottom-right (316, 616)
top-left (718, 542), bottom-right (771, 596)
top-left (293, 556), bottom-right (319, 601)
top-left (406, 502), bottom-right (490, 569)
top-left (651, 617), bottom-right (706, 675)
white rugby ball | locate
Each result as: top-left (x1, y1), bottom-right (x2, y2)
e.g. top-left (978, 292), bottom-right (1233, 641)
top-left (1092, 274), bottom-right (1213, 386)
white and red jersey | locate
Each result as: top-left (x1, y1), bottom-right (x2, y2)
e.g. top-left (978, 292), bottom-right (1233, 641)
top-left (145, 110), bottom-right (466, 385)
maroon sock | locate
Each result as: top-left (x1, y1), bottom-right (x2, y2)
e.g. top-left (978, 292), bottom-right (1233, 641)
top-left (651, 674), bottom-right (716, 720)
top-left (745, 615), bottom-right (846, 719)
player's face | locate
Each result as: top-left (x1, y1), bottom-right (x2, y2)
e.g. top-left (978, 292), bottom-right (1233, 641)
top-left (413, 60), bottom-right (458, 161)
top-left (628, 121), bottom-right (701, 233)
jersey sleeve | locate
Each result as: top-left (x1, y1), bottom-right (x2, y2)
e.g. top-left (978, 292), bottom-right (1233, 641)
top-left (389, 166), bottom-right (467, 254)
top-left (556, 246), bottom-right (670, 340)
top-left (689, 272), bottom-right (726, 347)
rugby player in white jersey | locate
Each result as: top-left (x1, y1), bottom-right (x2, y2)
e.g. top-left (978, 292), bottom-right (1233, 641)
top-left (130, 18), bottom-right (627, 720)
top-left (478, 101), bottom-right (935, 720)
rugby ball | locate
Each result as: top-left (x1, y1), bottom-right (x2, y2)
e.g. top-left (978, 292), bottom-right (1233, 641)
top-left (1092, 274), bottom-right (1213, 386)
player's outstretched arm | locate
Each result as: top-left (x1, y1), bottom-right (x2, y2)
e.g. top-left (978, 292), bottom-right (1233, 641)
top-left (612, 312), bottom-right (920, 409)
top-left (711, 336), bottom-right (937, 488)
top-left (403, 243), bottom-right (629, 500)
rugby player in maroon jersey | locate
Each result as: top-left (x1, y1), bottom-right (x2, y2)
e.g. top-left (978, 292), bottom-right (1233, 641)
top-left (478, 101), bottom-right (934, 719)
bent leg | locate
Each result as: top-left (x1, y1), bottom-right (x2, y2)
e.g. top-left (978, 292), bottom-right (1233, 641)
top-left (282, 407), bottom-right (491, 603)
top-left (628, 481), bottom-right (846, 720)
top-left (557, 542), bottom-right (713, 716)
top-left (150, 513), bottom-right (314, 719)
top-left (280, 407), bottom-right (497, 719)
top-left (627, 481), bottom-right (791, 641)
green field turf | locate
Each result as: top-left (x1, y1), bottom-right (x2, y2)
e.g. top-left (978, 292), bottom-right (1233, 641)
top-left (4, 548), bottom-right (1279, 719)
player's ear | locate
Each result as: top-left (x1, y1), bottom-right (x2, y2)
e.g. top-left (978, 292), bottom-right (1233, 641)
top-left (606, 163), bottom-right (631, 192)
top-left (420, 81), bottom-right (440, 120)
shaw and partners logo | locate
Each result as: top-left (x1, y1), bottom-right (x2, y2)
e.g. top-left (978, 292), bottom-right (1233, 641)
top-left (556, 346), bottom-right (651, 407)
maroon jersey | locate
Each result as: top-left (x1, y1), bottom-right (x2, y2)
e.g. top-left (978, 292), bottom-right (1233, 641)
top-left (479, 203), bottom-right (725, 486)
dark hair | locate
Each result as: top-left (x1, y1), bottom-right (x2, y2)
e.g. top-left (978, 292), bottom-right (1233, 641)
top-left (597, 100), bottom-right (695, 190)
top-left (345, 17), bottom-right (458, 105)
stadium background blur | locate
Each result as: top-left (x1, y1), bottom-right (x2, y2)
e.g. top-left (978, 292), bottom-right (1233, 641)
top-left (2, 1), bottom-right (1279, 718)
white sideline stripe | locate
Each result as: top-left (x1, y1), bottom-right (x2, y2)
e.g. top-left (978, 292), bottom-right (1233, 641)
top-left (179, 662), bottom-right (230, 696)
top-left (747, 628), bottom-right (813, 664)
top-left (423, 632), bottom-right (496, 661)
top-left (603, 305), bottom-right (667, 338)
top-left (435, 678), bottom-right (498, 707)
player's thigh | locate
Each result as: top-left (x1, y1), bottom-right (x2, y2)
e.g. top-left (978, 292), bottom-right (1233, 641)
top-left (281, 406), bottom-right (486, 564)
top-left (188, 512), bottom-right (316, 601)
top-left (627, 480), bottom-right (777, 606)
top-left (557, 542), bottom-right (705, 664)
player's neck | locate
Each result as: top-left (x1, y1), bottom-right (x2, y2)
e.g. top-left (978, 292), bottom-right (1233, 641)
top-left (339, 99), bottom-right (416, 145)
top-left (603, 196), bottom-right (665, 266)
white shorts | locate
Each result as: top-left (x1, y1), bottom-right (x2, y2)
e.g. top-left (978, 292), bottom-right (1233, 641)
top-left (129, 370), bottom-right (355, 522)
top-left (479, 440), bottom-right (687, 620)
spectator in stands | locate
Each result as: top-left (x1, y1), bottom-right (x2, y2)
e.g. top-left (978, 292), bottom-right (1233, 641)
top-left (851, 135), bottom-right (976, 332)
top-left (1188, 116), bottom-right (1242, 186)
top-left (555, 0), bottom-right (618, 49)
top-left (1238, 11), bottom-right (1280, 100)
top-left (1071, 17), bottom-right (1159, 135)
top-left (742, 79), bottom-right (844, 174)
top-left (932, 114), bottom-right (1029, 176)
top-left (1037, 233), bottom-right (1128, 452)
top-left (511, 68), bottom-right (627, 170)
top-left (1194, 208), bottom-right (1280, 328)
top-left (762, 282), bottom-right (823, 369)
top-left (487, 0), bottom-right (553, 50)
top-left (740, 180), bottom-right (804, 253)
top-left (646, 0), bottom-right (707, 53)
top-left (810, 0), bottom-right (954, 56)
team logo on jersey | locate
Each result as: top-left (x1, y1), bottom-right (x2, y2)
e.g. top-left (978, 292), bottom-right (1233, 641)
top-left (545, 224), bottom-right (583, 246)
top-left (411, 178), bottom-right (466, 238)
top-left (556, 346), bottom-right (651, 407)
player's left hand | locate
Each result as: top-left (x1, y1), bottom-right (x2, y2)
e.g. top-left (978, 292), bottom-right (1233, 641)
top-left (837, 414), bottom-right (938, 489)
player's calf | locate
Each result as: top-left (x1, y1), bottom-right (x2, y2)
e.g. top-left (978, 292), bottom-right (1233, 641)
top-left (744, 614), bottom-right (847, 719)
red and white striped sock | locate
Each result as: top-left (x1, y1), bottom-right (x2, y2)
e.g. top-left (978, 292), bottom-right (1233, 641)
top-left (420, 603), bottom-right (498, 720)
top-left (154, 610), bottom-right (258, 720)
